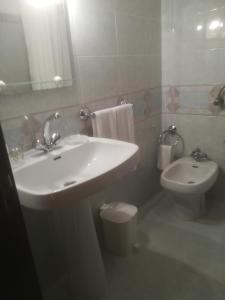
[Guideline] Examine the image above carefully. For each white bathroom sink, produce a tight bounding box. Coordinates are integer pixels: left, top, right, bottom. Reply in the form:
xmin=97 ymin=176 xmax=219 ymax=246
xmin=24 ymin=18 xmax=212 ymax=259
xmin=13 ymin=137 xmax=139 ymax=210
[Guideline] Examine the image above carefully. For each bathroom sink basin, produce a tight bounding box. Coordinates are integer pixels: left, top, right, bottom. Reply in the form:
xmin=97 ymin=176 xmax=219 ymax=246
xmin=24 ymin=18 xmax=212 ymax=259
xmin=13 ymin=137 xmax=139 ymax=210
xmin=161 ymin=157 xmax=218 ymax=195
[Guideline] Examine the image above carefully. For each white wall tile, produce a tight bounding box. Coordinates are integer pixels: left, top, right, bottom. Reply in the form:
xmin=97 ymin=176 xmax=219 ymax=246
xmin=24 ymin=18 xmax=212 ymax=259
xmin=118 ymin=56 xmax=152 ymax=94
xmin=67 ymin=0 xmax=114 ymax=14
xmin=114 ymin=0 xmax=160 ymax=19
xmin=162 ymin=0 xmax=225 ymax=87
xmin=79 ymin=56 xmax=119 ymax=101
xmin=69 ymin=10 xmax=117 ymax=56
xmin=117 ymin=14 xmax=152 ymax=55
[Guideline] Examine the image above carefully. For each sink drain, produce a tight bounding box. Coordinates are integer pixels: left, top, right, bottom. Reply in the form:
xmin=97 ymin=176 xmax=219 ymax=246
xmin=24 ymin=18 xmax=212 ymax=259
xmin=192 ymin=165 xmax=199 ymax=168
xmin=64 ymin=180 xmax=76 ymax=187
xmin=188 ymin=181 xmax=195 ymax=184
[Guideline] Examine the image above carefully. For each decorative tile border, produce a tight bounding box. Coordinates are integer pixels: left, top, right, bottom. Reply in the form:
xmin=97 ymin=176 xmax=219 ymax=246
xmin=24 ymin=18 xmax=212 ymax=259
xmin=162 ymin=84 xmax=225 ymax=116
xmin=166 ymin=86 xmax=180 ymax=113
xmin=1 ymin=87 xmax=161 ymax=150
xmin=4 ymin=81 xmax=225 ymax=151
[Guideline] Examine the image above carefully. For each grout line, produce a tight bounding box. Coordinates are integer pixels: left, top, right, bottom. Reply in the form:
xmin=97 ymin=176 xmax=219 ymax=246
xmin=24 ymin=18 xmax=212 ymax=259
xmin=161 ymin=112 xmax=225 ymax=118
xmin=77 ymin=54 xmax=161 ymax=58
xmin=76 ymin=56 xmax=84 ymax=103
xmin=115 ymin=11 xmax=160 ymax=22
xmin=114 ymin=11 xmax=122 ymax=94
xmin=114 ymin=12 xmax=119 ymax=57
xmin=161 ymin=83 xmax=225 ymax=88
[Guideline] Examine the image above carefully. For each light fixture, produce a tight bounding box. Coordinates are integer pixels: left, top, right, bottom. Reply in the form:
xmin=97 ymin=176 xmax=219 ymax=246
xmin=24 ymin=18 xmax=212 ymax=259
xmin=53 ymin=75 xmax=62 ymax=82
xmin=209 ymin=20 xmax=224 ymax=31
xmin=0 ymin=80 xmax=6 ymax=87
xmin=196 ymin=24 xmax=203 ymax=31
xmin=0 ymin=80 xmax=6 ymax=92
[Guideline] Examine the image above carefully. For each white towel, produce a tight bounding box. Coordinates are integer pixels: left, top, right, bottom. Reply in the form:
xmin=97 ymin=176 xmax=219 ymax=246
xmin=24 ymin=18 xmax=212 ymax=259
xmin=114 ymin=104 xmax=135 ymax=143
xmin=157 ymin=145 xmax=174 ymax=170
xmin=92 ymin=107 xmax=117 ymax=139
xmin=92 ymin=104 xmax=135 ymax=143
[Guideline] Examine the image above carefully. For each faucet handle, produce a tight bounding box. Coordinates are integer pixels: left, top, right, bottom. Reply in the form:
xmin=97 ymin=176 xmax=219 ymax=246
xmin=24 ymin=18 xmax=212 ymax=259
xmin=35 ymin=139 xmax=48 ymax=152
xmin=190 ymin=148 xmax=210 ymax=161
xmin=191 ymin=148 xmax=201 ymax=156
xmin=191 ymin=148 xmax=198 ymax=156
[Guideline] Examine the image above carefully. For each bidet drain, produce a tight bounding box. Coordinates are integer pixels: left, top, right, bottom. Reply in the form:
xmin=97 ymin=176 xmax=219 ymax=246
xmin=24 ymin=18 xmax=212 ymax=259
xmin=64 ymin=180 xmax=76 ymax=187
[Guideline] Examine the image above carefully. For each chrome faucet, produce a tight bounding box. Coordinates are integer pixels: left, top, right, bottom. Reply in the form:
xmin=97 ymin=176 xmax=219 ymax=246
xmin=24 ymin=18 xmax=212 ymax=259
xmin=214 ymin=85 xmax=225 ymax=108
xmin=190 ymin=148 xmax=209 ymax=162
xmin=36 ymin=112 xmax=61 ymax=152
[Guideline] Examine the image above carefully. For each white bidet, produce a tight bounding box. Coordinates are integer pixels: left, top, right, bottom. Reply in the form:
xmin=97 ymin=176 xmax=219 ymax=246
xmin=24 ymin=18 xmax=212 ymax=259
xmin=160 ymin=157 xmax=218 ymax=219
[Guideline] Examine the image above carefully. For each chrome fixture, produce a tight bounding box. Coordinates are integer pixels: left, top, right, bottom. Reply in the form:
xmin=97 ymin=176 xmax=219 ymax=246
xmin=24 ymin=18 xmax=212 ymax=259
xmin=214 ymin=85 xmax=225 ymax=108
xmin=79 ymin=105 xmax=95 ymax=121
xmin=159 ymin=124 xmax=185 ymax=156
xmin=79 ymin=97 xmax=130 ymax=121
xmin=36 ymin=112 xmax=61 ymax=152
xmin=167 ymin=124 xmax=177 ymax=135
xmin=159 ymin=124 xmax=181 ymax=145
xmin=117 ymin=97 xmax=128 ymax=105
xmin=190 ymin=148 xmax=210 ymax=162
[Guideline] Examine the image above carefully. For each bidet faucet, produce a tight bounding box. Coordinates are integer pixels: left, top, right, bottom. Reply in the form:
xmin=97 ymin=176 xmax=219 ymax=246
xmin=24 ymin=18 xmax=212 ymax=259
xmin=190 ymin=148 xmax=209 ymax=162
xmin=214 ymin=85 xmax=225 ymax=108
xmin=36 ymin=112 xmax=61 ymax=152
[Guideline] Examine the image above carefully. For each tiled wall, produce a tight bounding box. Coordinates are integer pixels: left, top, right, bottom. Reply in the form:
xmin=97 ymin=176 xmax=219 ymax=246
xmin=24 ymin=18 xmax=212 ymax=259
xmin=161 ymin=0 xmax=225 ymax=198
xmin=0 ymin=0 xmax=162 ymax=205
xmin=162 ymin=0 xmax=225 ymax=87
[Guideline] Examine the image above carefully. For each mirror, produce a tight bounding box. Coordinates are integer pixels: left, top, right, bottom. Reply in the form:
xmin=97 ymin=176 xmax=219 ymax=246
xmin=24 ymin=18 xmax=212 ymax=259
xmin=0 ymin=0 xmax=73 ymax=94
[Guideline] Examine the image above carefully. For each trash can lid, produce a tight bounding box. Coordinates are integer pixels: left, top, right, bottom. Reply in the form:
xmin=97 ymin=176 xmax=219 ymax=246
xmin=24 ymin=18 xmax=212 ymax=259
xmin=100 ymin=202 xmax=138 ymax=223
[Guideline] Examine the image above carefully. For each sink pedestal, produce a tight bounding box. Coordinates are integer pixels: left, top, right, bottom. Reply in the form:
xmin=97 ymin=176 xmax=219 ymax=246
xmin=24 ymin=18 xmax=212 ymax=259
xmin=62 ymin=200 xmax=106 ymax=300
xmin=13 ymin=137 xmax=139 ymax=298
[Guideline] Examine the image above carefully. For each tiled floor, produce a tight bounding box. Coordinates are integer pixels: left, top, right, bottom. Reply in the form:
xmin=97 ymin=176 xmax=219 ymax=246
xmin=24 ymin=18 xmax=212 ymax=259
xmin=103 ymin=192 xmax=225 ymax=300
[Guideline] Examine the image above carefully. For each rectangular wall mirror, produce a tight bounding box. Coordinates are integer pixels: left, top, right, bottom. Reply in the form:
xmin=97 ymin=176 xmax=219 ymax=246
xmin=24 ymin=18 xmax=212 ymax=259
xmin=0 ymin=0 xmax=74 ymax=94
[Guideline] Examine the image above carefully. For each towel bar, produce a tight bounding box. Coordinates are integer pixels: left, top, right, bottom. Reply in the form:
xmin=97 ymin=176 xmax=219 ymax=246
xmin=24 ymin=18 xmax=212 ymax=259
xmin=79 ymin=98 xmax=130 ymax=121
xmin=79 ymin=105 xmax=95 ymax=121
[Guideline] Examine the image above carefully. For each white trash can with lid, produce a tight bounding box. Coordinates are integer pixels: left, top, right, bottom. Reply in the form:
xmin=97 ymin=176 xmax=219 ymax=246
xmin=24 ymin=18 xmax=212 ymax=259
xmin=100 ymin=202 xmax=138 ymax=256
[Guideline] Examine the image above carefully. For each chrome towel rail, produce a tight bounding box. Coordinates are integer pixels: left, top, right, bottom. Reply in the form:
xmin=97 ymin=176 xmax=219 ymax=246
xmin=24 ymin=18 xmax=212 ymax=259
xmin=79 ymin=105 xmax=95 ymax=121
xmin=79 ymin=98 xmax=129 ymax=121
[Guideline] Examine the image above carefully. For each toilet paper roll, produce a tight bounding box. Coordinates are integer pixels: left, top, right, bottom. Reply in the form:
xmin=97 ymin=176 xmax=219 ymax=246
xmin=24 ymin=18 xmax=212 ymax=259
xmin=157 ymin=145 xmax=174 ymax=170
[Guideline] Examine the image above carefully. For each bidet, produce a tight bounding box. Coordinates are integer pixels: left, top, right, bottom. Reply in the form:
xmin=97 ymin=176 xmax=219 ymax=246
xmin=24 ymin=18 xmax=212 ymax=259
xmin=160 ymin=157 xmax=218 ymax=219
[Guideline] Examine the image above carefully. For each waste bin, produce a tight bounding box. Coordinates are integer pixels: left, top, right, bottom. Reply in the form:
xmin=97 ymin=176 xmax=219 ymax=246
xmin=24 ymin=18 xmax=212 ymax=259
xmin=100 ymin=202 xmax=138 ymax=256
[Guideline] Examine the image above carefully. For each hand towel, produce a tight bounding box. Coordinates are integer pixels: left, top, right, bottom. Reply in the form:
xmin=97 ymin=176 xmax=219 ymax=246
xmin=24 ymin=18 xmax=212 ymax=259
xmin=92 ymin=104 xmax=135 ymax=143
xmin=91 ymin=107 xmax=117 ymax=139
xmin=114 ymin=104 xmax=135 ymax=143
